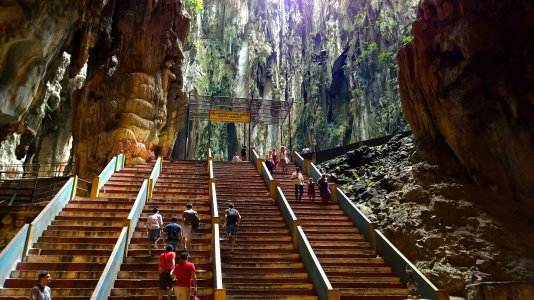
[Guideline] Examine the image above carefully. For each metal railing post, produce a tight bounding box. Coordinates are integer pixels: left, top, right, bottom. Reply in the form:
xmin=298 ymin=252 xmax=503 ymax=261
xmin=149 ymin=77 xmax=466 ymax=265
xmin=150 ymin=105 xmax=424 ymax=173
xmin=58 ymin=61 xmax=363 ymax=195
xmin=369 ymin=222 xmax=377 ymax=254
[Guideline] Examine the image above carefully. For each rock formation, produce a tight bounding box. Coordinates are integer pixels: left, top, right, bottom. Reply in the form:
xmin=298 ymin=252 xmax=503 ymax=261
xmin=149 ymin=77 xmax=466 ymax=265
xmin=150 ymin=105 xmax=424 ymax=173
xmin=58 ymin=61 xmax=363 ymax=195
xmin=320 ymin=134 xmax=534 ymax=297
xmin=397 ymin=0 xmax=534 ymax=208
xmin=0 ymin=0 xmax=108 ymax=164
xmin=72 ymin=0 xmax=190 ymax=178
xmin=0 ymin=0 xmax=190 ymax=179
xmin=182 ymin=0 xmax=418 ymax=159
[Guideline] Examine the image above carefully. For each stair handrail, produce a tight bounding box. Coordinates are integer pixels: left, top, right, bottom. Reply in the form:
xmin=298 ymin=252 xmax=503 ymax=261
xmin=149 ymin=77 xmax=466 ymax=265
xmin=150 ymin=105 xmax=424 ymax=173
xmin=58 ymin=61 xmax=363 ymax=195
xmin=275 ymin=187 xmax=300 ymax=246
xmin=126 ymin=179 xmax=149 ymax=253
xmin=24 ymin=177 xmax=77 ymax=256
xmin=148 ymin=157 xmax=163 ymax=199
xmin=0 ymin=224 xmax=29 ymax=287
xmin=310 ymin=161 xmax=449 ymax=300
xmin=259 ymin=163 xmax=339 ymax=299
xmin=251 ymin=148 xmax=259 ymax=166
xmin=293 ymin=151 xmax=305 ymax=170
xmin=90 ymin=227 xmax=128 ymax=300
xmin=296 ymin=226 xmax=340 ymax=300
xmin=91 ymin=178 xmax=149 ymax=299
xmin=374 ymin=229 xmax=449 ymax=300
xmin=259 ymin=162 xmax=278 ymax=198
xmin=90 ymin=153 xmax=125 ymax=198
xmin=208 ymin=148 xmax=225 ymax=299
xmin=212 ymin=223 xmax=226 ymax=299
xmin=0 ymin=176 xmax=80 ymax=283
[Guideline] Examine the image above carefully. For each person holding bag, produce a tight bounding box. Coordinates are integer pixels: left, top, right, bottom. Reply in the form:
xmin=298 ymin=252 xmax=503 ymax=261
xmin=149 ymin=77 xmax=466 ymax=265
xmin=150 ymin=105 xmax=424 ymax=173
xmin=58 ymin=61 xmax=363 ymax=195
xmin=158 ymin=245 xmax=176 ymax=300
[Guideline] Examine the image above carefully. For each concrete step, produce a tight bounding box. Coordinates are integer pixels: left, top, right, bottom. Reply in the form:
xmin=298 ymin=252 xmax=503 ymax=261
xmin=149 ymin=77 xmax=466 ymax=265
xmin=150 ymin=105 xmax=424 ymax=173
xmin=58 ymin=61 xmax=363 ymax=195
xmin=110 ymin=287 xmax=212 ymax=297
xmin=24 ymin=256 xmax=110 ymax=264
xmin=0 ymin=288 xmax=94 ymax=297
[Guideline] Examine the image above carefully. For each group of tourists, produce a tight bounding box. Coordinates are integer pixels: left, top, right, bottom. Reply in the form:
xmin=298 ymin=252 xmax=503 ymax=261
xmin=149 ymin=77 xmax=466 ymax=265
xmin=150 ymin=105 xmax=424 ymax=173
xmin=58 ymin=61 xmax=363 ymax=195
xmin=146 ymin=204 xmax=197 ymax=255
xmin=265 ymin=145 xmax=289 ymax=174
xmin=291 ymin=168 xmax=331 ymax=203
xmin=146 ymin=204 xmax=199 ymax=300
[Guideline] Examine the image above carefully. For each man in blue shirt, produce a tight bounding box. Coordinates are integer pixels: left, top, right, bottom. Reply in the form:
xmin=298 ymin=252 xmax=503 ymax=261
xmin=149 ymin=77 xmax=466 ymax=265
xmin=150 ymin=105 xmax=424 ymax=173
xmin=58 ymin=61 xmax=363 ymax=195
xmin=164 ymin=217 xmax=183 ymax=251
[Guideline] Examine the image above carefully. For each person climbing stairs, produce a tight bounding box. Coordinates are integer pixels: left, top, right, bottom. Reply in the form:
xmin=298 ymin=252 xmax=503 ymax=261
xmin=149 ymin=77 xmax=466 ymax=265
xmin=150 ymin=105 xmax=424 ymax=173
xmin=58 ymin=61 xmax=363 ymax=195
xmin=0 ymin=163 xmax=154 ymax=299
xmin=214 ymin=161 xmax=318 ymax=300
xmin=273 ymin=163 xmax=409 ymax=299
xmin=109 ymin=160 xmax=213 ymax=299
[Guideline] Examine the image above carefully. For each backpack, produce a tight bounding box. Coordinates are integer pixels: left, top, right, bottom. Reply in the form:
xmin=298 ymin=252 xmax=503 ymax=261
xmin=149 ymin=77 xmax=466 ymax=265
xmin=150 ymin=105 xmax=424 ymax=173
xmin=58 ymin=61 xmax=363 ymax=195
xmin=192 ymin=213 xmax=200 ymax=230
xmin=226 ymin=208 xmax=239 ymax=225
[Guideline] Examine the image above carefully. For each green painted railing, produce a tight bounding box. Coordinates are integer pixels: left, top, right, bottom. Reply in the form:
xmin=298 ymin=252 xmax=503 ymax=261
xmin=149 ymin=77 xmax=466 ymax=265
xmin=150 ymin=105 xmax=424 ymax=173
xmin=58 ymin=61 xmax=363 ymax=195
xmin=275 ymin=187 xmax=300 ymax=245
xmin=308 ymin=160 xmax=447 ymax=299
xmin=297 ymin=226 xmax=340 ymax=300
xmin=254 ymin=155 xmax=338 ymax=299
xmin=375 ymin=230 xmax=449 ymax=299
xmin=91 ymin=153 xmax=124 ymax=197
xmin=260 ymin=162 xmax=272 ymax=190
xmin=90 ymin=227 xmax=128 ymax=300
xmin=294 ymin=151 xmax=305 ymax=170
xmin=336 ymin=189 xmax=375 ymax=243
xmin=0 ymin=224 xmax=29 ymax=287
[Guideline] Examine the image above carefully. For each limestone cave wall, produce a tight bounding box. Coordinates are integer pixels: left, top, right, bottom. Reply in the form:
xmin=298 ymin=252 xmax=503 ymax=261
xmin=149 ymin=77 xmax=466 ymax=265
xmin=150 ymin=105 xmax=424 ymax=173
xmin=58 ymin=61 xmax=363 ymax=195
xmin=0 ymin=0 xmax=191 ymax=179
xmin=397 ymin=0 xmax=534 ymax=208
xmin=182 ymin=0 xmax=417 ymax=159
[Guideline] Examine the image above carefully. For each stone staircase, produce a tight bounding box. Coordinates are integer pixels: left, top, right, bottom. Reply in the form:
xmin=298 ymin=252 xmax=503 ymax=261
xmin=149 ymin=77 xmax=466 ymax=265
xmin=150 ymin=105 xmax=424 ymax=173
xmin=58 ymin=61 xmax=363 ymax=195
xmin=272 ymin=163 xmax=409 ymax=299
xmin=109 ymin=160 xmax=214 ymax=299
xmin=214 ymin=161 xmax=317 ymax=300
xmin=0 ymin=164 xmax=153 ymax=300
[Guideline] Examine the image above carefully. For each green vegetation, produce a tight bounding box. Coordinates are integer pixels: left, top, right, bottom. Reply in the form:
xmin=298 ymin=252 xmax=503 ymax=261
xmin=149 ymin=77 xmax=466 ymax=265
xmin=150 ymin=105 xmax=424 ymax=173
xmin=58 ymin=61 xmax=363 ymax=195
xmin=402 ymin=35 xmax=413 ymax=44
xmin=183 ymin=0 xmax=203 ymax=17
xmin=357 ymin=41 xmax=378 ymax=62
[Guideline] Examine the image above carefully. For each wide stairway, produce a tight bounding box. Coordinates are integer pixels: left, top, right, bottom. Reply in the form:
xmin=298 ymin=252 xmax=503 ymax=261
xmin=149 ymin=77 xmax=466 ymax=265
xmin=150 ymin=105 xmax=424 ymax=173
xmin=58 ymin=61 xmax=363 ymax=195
xmin=0 ymin=164 xmax=153 ymax=300
xmin=273 ymin=164 xmax=408 ymax=299
xmin=109 ymin=160 xmax=213 ymax=299
xmin=214 ymin=161 xmax=317 ymax=300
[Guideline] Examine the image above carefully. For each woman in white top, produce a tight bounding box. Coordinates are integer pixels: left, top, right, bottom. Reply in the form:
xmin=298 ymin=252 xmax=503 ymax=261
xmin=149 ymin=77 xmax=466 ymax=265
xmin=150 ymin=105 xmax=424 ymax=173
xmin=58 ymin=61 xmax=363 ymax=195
xmin=232 ymin=151 xmax=242 ymax=162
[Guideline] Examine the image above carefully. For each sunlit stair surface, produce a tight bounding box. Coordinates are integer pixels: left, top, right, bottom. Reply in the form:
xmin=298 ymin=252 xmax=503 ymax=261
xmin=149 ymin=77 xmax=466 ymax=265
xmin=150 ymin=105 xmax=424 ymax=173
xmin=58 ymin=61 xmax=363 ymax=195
xmin=98 ymin=163 xmax=155 ymax=198
xmin=0 ymin=164 xmax=154 ymax=300
xmin=214 ymin=161 xmax=318 ymax=300
xmin=272 ymin=163 xmax=409 ymax=299
xmin=109 ymin=160 xmax=214 ymax=300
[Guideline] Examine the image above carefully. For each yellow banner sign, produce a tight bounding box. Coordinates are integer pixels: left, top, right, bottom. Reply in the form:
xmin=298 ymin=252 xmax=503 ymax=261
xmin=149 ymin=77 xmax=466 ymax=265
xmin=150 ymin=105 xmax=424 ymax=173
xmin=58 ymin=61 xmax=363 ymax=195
xmin=209 ymin=110 xmax=251 ymax=123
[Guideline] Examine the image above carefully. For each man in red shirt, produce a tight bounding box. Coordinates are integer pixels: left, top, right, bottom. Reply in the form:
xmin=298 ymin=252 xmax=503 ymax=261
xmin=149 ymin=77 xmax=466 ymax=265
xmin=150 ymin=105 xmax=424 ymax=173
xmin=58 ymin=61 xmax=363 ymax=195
xmin=159 ymin=245 xmax=176 ymax=300
xmin=172 ymin=250 xmax=198 ymax=300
